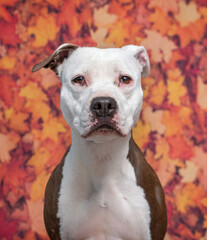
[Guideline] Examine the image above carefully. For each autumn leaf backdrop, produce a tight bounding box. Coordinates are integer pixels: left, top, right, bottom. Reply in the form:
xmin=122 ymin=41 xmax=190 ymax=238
xmin=0 ymin=0 xmax=206 ymax=239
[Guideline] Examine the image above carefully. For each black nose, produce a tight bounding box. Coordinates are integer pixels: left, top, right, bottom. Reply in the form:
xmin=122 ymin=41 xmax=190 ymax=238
xmin=91 ymin=97 xmax=117 ymax=118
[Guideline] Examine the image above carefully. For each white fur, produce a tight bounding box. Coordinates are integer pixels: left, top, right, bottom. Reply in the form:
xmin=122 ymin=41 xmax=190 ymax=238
xmin=56 ymin=46 xmax=151 ymax=239
xmin=58 ymin=132 xmax=151 ymax=240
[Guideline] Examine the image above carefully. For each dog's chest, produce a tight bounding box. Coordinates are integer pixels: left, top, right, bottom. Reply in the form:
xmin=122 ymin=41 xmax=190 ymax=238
xmin=57 ymin=153 xmax=151 ymax=240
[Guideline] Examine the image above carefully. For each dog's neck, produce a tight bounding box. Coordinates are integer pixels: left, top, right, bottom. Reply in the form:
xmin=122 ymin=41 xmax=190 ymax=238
xmin=69 ymin=129 xmax=131 ymax=188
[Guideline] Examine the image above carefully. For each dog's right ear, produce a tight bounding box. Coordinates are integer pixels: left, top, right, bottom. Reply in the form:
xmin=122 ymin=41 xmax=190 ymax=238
xmin=32 ymin=43 xmax=78 ymax=76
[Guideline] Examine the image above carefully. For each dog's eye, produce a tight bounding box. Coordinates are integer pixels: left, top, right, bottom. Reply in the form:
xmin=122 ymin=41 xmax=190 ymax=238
xmin=119 ymin=76 xmax=132 ymax=85
xmin=72 ymin=76 xmax=86 ymax=86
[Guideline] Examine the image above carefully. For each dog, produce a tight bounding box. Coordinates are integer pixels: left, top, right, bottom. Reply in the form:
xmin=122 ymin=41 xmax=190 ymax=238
xmin=32 ymin=43 xmax=167 ymax=240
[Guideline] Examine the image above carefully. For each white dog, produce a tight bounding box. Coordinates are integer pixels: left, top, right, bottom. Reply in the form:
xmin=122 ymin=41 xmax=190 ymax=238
xmin=32 ymin=44 xmax=167 ymax=240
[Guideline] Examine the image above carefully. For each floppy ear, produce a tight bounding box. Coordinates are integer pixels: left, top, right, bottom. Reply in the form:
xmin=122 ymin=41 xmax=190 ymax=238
xmin=122 ymin=45 xmax=150 ymax=78
xmin=32 ymin=43 xmax=79 ymax=75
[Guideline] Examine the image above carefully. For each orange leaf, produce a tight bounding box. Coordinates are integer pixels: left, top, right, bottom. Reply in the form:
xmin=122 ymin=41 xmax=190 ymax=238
xmin=28 ymin=15 xmax=59 ymax=47
xmin=30 ymin=171 xmax=49 ymax=202
xmin=106 ymin=18 xmax=142 ymax=47
xmin=167 ymin=76 xmax=187 ymax=106
xmin=132 ymin=120 xmax=151 ymax=149
xmin=149 ymin=79 xmax=167 ymax=105
xmin=167 ymin=134 xmax=194 ymax=160
xmin=148 ymin=8 xmax=172 ymax=34
xmin=28 ymin=147 xmax=50 ymax=174
xmin=8 ymin=110 xmax=30 ymax=133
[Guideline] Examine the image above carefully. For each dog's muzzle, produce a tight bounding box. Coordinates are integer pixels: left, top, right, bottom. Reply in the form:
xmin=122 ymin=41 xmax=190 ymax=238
xmin=83 ymin=96 xmax=124 ymax=137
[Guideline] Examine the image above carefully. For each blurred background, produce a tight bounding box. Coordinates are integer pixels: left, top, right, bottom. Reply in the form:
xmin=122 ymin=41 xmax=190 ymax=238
xmin=0 ymin=0 xmax=206 ymax=239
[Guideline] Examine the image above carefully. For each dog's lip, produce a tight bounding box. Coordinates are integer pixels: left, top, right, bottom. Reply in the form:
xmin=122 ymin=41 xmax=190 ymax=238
xmin=83 ymin=120 xmax=124 ymax=138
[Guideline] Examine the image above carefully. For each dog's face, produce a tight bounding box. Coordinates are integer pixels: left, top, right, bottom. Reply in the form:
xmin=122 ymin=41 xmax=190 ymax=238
xmin=33 ymin=44 xmax=150 ymax=143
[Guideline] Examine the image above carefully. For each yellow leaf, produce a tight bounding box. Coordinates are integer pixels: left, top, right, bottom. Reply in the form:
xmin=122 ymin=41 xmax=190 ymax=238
xmin=28 ymin=15 xmax=59 ymax=47
xmin=149 ymin=79 xmax=167 ymax=105
xmin=132 ymin=120 xmax=151 ymax=149
xmin=167 ymin=77 xmax=187 ymax=105
xmin=25 ymin=99 xmax=50 ymax=122
xmin=162 ymin=109 xmax=182 ymax=137
xmin=0 ymin=55 xmax=16 ymax=69
xmin=141 ymin=30 xmax=177 ymax=63
xmin=106 ymin=18 xmax=142 ymax=47
xmin=175 ymin=183 xmax=205 ymax=213
xmin=28 ymin=147 xmax=50 ymax=174
xmin=19 ymin=82 xmax=47 ymax=101
xmin=32 ymin=118 xmax=67 ymax=142
xmin=175 ymin=1 xmax=200 ymax=27
xmin=30 ymin=171 xmax=49 ymax=202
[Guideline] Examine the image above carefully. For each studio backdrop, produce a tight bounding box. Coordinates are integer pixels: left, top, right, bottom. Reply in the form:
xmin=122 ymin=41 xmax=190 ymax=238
xmin=0 ymin=0 xmax=206 ymax=239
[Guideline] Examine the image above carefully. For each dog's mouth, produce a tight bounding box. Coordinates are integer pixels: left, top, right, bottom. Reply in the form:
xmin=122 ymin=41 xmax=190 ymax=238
xmin=83 ymin=120 xmax=124 ymax=138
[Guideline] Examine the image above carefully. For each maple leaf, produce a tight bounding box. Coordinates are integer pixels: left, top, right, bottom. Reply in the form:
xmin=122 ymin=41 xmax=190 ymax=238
xmin=0 ymin=55 xmax=16 ymax=70
xmin=0 ymin=75 xmax=16 ymax=107
xmin=28 ymin=147 xmax=50 ymax=175
xmin=175 ymin=1 xmax=200 ymax=27
xmin=175 ymin=183 xmax=206 ymax=213
xmin=148 ymin=0 xmax=179 ymax=14
xmin=57 ymin=1 xmax=92 ymax=38
xmin=169 ymin=19 xmax=206 ymax=47
xmin=0 ymin=133 xmax=19 ymax=163
xmin=30 ymin=171 xmax=49 ymax=202
xmin=132 ymin=120 xmax=151 ymax=149
xmin=180 ymin=161 xmax=199 ymax=183
xmin=141 ymin=30 xmax=177 ymax=63
xmin=28 ymin=15 xmax=59 ymax=47
xmin=8 ymin=110 xmax=30 ymax=133
xmin=27 ymin=199 xmax=47 ymax=236
xmin=167 ymin=76 xmax=187 ymax=106
xmin=25 ymin=99 xmax=50 ymax=122
xmin=148 ymin=8 xmax=173 ymax=34
xmin=94 ymin=5 xmax=117 ymax=28
xmin=149 ymin=79 xmax=167 ymax=106
xmin=19 ymin=82 xmax=48 ymax=102
xmin=0 ymin=16 xmax=22 ymax=45
xmin=32 ymin=118 xmax=67 ymax=142
xmin=167 ymin=134 xmax=194 ymax=161
xmin=105 ymin=17 xmax=142 ymax=47
xmin=91 ymin=5 xmax=117 ymax=48
xmin=142 ymin=106 xmax=166 ymax=134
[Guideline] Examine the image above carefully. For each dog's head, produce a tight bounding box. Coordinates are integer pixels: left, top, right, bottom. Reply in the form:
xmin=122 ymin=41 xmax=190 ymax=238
xmin=33 ymin=44 xmax=150 ymax=143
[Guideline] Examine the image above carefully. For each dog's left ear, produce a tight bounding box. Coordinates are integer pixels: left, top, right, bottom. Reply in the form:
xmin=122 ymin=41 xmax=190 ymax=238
xmin=32 ymin=43 xmax=79 ymax=76
xmin=122 ymin=45 xmax=150 ymax=78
